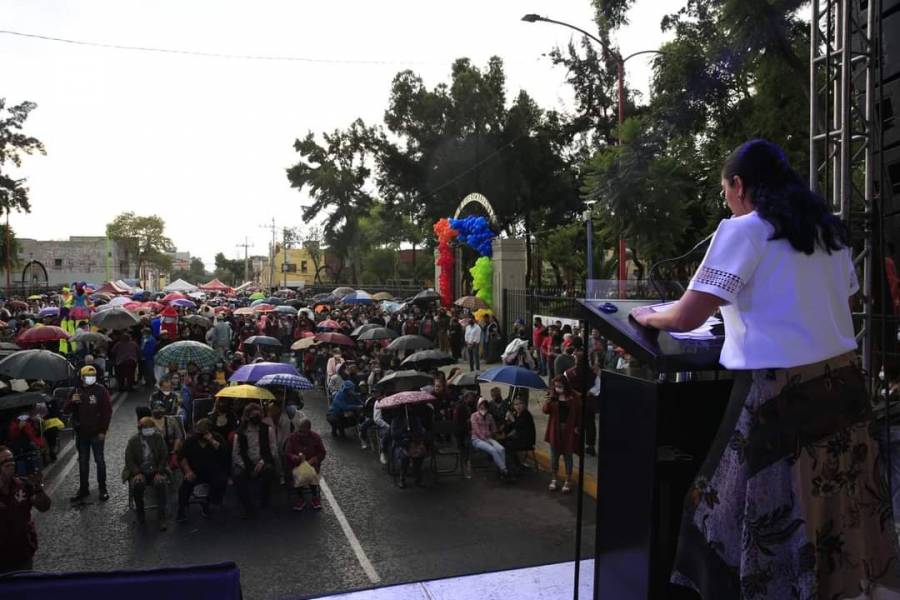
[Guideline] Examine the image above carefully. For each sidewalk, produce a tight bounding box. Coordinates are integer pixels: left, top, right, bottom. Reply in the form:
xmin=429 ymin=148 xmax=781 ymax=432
xmin=438 ymin=360 xmax=599 ymax=499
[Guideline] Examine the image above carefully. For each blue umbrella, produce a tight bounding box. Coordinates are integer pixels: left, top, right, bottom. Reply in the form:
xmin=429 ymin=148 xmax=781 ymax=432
xmin=256 ymin=373 xmax=314 ymax=390
xmin=229 ymin=361 xmax=300 ymax=383
xmin=250 ymin=299 xmax=266 ymax=307
xmin=38 ymin=306 xmax=60 ymax=318
xmin=342 ymin=291 xmax=373 ymax=305
xmin=170 ymin=298 xmax=196 ymax=309
xmin=477 ymin=365 xmax=547 ymax=390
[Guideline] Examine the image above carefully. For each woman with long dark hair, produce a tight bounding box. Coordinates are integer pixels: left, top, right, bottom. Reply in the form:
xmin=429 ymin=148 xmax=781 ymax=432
xmin=631 ymin=139 xmax=900 ymax=599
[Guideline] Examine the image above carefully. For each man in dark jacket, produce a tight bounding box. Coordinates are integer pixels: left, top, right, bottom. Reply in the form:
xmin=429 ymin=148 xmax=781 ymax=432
xmin=502 ymin=398 xmax=537 ymax=473
xmin=231 ymin=403 xmax=277 ymax=518
xmin=177 ymin=419 xmax=229 ymax=523
xmin=63 ymin=366 xmax=113 ymax=502
xmin=123 ymin=417 xmax=169 ymax=530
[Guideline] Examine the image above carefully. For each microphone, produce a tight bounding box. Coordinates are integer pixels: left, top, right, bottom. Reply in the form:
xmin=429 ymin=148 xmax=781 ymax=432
xmin=647 ymin=232 xmax=715 ymax=301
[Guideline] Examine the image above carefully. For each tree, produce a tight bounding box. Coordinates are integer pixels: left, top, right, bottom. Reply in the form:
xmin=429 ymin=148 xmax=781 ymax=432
xmin=0 ymin=223 xmax=20 ymax=276
xmin=299 ymin=227 xmax=327 ymax=284
xmin=188 ymin=257 xmax=207 ymax=281
xmin=213 ymin=252 xmax=244 ymax=286
xmin=105 ymin=212 xmax=175 ymax=278
xmin=0 ymin=98 xmax=45 ymax=217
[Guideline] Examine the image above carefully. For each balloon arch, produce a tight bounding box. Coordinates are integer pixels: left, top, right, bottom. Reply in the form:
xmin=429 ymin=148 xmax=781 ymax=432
xmin=433 ymin=193 xmax=498 ymax=309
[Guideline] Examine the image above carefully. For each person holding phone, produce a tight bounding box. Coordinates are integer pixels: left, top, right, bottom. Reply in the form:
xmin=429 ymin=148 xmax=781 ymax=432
xmin=63 ymin=365 xmax=112 ymax=503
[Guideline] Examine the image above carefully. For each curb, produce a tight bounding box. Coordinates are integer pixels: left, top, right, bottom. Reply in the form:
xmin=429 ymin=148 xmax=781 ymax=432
xmin=532 ymin=447 xmax=598 ymax=500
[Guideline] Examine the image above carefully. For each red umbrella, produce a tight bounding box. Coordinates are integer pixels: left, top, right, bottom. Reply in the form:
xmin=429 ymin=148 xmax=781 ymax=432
xmin=317 ymin=319 xmax=340 ymax=330
xmin=301 ymin=331 xmax=315 ymax=338
xmin=142 ymin=301 xmax=164 ymax=312
xmin=374 ymin=391 xmax=436 ymax=411
xmin=17 ymin=325 xmax=71 ymax=345
xmin=161 ymin=292 xmax=187 ymax=304
xmin=314 ymin=332 xmax=355 ymax=347
xmin=123 ymin=302 xmax=143 ymax=311
xmin=8 ymin=300 xmax=28 ymax=310
xmin=253 ymin=303 xmax=275 ymax=313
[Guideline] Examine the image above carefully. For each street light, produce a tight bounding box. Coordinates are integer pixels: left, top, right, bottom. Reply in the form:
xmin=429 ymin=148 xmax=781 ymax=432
xmin=522 ymin=13 xmax=664 ymax=297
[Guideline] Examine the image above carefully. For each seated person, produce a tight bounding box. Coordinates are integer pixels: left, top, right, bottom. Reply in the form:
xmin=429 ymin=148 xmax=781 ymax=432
xmin=390 ymin=411 xmax=429 ymax=489
xmin=150 ymin=377 xmax=181 ymax=416
xmin=326 ymin=380 xmax=363 ymax=438
xmin=283 ymin=419 xmax=326 ymax=512
xmin=486 ymin=386 xmax=510 ymax=434
xmin=149 ymin=398 xmax=185 ymax=461
xmin=6 ymin=409 xmax=45 ymax=476
xmin=502 ymin=398 xmax=536 ymax=471
xmin=122 ymin=417 xmax=169 ymax=530
xmin=209 ymin=398 xmax=238 ymax=441
xmin=231 ymin=403 xmax=277 ymax=518
xmin=176 ymin=419 xmax=229 ymax=523
xmin=470 ymin=398 xmax=512 ymax=482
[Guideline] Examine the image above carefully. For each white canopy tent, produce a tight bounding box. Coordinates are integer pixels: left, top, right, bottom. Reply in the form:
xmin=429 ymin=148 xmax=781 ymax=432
xmin=162 ymin=278 xmax=199 ymax=293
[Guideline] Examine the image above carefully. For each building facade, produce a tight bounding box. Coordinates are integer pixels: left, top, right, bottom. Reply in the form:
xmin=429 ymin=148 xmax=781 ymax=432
xmin=259 ymin=246 xmax=317 ymax=289
xmin=9 ymin=236 xmax=137 ymax=289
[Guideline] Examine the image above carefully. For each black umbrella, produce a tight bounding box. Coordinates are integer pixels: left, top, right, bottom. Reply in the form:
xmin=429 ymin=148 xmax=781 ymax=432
xmin=243 ymin=336 xmax=282 ymax=347
xmin=401 ymin=349 xmax=455 ymax=370
xmin=350 ymin=323 xmax=380 ymax=338
xmin=0 ymin=391 xmax=50 ymax=412
xmin=358 ymin=327 xmax=399 ymax=342
xmin=287 ymin=299 xmax=307 ymax=308
xmin=0 ymin=349 xmax=75 ymax=381
xmin=264 ymin=297 xmax=285 ymax=306
xmin=412 ymin=289 xmax=441 ymax=304
xmin=386 ymin=335 xmax=434 ymax=353
xmin=448 ymin=370 xmax=482 ymax=387
xmin=376 ymin=370 xmax=433 ymax=393
xmin=313 ymin=295 xmax=339 ymax=306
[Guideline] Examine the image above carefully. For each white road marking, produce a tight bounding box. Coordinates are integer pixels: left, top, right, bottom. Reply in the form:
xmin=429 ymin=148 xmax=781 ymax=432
xmin=319 ymin=476 xmax=381 ymax=584
xmin=45 ymin=391 xmax=125 ymax=497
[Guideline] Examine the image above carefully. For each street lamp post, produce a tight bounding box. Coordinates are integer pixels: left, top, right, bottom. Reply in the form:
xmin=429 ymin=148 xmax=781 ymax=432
xmin=522 ymin=14 xmax=664 ymax=297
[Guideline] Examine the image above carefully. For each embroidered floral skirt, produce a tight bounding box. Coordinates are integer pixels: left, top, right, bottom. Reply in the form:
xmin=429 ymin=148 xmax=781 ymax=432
xmin=672 ymin=352 xmax=900 ymax=599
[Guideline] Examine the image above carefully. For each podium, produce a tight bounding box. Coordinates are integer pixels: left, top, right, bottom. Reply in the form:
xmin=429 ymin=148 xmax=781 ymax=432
xmin=580 ymin=299 xmax=733 ymax=600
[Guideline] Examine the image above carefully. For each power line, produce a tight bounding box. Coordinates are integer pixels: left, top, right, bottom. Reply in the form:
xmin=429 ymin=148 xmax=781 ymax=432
xmin=0 ymin=28 xmax=437 ymax=65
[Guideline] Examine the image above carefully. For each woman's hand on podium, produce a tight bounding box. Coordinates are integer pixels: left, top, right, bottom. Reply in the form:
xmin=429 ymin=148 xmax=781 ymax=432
xmin=629 ymin=306 xmax=655 ymax=328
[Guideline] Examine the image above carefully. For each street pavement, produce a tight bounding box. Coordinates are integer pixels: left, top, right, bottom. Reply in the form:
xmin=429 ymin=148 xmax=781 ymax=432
xmin=33 ymin=382 xmax=597 ymax=600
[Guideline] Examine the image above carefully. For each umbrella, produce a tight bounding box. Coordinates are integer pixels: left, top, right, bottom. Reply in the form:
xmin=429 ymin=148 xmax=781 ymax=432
xmin=142 ymin=301 xmax=164 ymax=312
xmin=170 ymin=298 xmax=196 ymax=309
xmin=350 ymin=323 xmax=379 ymax=338
xmin=316 ymin=319 xmax=340 ymax=330
xmin=372 ymin=292 xmax=394 ymax=301
xmin=298 ymin=308 xmax=315 ymax=320
xmin=448 ymin=370 xmax=482 ymax=387
xmin=256 ymin=373 xmax=315 ymax=391
xmin=183 ymin=314 xmax=212 ymax=328
xmin=401 ymin=349 xmax=455 ymax=370
xmin=215 ymin=384 xmax=275 ymax=401
xmin=381 ymin=301 xmax=403 ymax=313
xmin=386 ymin=335 xmax=434 ymax=353
xmin=0 ymin=342 xmax=20 ymax=351
xmin=0 ymin=349 xmax=75 ymax=381
xmin=454 ymin=295 xmax=489 ymax=310
xmin=474 ymin=308 xmax=494 ymax=322
xmin=477 ymin=365 xmax=548 ymax=390
xmin=154 ymin=340 xmax=219 ymax=369
xmin=287 ymin=299 xmax=307 ymax=308
xmin=17 ymin=326 xmax=71 ymax=345
xmin=0 ymin=391 xmax=51 ymax=412
xmin=244 ymin=335 xmax=282 ymax=348
xmin=73 ymin=331 xmax=111 ymax=345
xmin=374 ymin=391 xmax=436 ymax=411
xmin=332 ymin=286 xmax=355 ymax=297
xmin=249 ymin=292 xmax=266 ymax=301
xmin=161 ymin=292 xmax=187 ymax=304
xmin=250 ymin=299 xmax=267 ymax=307
xmin=274 ymin=305 xmax=298 ymax=316
xmin=253 ymin=304 xmax=275 ymax=313
xmin=376 ymin=370 xmax=433 ymax=393
xmin=27 ymin=294 xmax=44 ymax=301
xmin=312 ymin=295 xmax=339 ymax=306
xmin=108 ymin=296 xmax=131 ymax=307
xmin=38 ymin=306 xmax=60 ymax=318
xmin=229 ymin=361 xmax=300 ymax=383
xmin=290 ymin=337 xmax=320 ymax=351
xmin=357 ymin=327 xmax=399 ymax=342
xmin=341 ymin=291 xmax=373 ymax=305
xmin=314 ymin=332 xmax=355 ymax=347
xmin=264 ymin=297 xmax=285 ymax=306
xmin=412 ymin=289 xmax=441 ymax=304
xmin=234 ymin=307 xmax=255 ymax=316
xmin=91 ymin=307 xmax=140 ymax=330
xmin=8 ymin=300 xmax=28 ymax=310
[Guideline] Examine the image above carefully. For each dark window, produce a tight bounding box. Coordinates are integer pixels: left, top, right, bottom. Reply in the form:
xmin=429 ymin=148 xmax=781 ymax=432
xmin=301 ymin=261 xmax=308 ymax=273
xmin=53 ymin=258 xmax=63 ymax=268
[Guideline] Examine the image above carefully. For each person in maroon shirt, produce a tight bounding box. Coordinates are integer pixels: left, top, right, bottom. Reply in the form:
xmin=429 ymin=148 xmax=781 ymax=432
xmin=283 ymin=419 xmax=326 ymax=512
xmin=0 ymin=446 xmax=51 ymax=574
xmin=63 ymin=365 xmax=113 ymax=502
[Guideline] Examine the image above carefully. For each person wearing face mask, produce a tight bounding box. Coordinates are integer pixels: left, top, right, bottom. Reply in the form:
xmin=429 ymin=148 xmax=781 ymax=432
xmin=231 ymin=403 xmax=277 ymax=518
xmin=284 ymin=419 xmax=326 ymax=511
xmin=176 ymin=419 xmax=229 ymax=523
xmin=122 ymin=416 xmax=169 ymax=530
xmin=469 ymin=397 xmax=512 ymax=482
xmin=209 ymin=397 xmax=238 ymax=441
xmin=0 ymin=445 xmax=50 ymax=574
xmin=542 ymin=375 xmax=582 ymax=494
xmin=150 ymin=377 xmax=180 ymax=416
xmin=63 ymin=366 xmax=112 ymax=503
xmin=150 ymin=399 xmax=185 ymax=457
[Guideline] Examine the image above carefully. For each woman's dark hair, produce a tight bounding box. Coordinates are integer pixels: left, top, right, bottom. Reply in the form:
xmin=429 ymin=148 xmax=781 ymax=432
xmin=722 ymin=139 xmax=848 ymax=254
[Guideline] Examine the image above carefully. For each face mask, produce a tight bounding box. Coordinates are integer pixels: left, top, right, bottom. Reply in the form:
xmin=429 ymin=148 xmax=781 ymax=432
xmin=478 ymin=408 xmax=487 ymax=416
xmin=84 ymin=376 xmax=97 ymax=386
xmin=249 ymin=414 xmax=262 ymax=425
xmin=554 ymin=387 xmax=565 ymax=394
xmin=141 ymin=428 xmax=156 ymax=437
xmin=285 ymin=405 xmax=297 ymax=419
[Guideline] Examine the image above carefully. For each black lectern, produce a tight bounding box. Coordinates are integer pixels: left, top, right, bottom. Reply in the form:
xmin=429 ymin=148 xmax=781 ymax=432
xmin=580 ymin=299 xmax=733 ymax=600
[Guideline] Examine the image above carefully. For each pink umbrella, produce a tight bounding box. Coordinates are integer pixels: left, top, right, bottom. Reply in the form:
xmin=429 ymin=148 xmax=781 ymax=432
xmin=374 ymin=391 xmax=435 ymax=411
xmin=317 ymin=319 xmax=340 ymax=330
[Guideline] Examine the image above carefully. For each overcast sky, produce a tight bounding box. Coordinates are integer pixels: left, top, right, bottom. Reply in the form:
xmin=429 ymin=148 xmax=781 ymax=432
xmin=1 ymin=0 xmax=675 ymax=271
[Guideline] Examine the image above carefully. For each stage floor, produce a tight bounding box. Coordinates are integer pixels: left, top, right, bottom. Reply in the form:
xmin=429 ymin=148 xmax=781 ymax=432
xmin=311 ymin=559 xmax=595 ymax=599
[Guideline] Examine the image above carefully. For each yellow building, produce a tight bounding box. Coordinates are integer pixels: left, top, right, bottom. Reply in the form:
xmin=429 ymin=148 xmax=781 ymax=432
xmin=259 ymin=246 xmax=317 ymax=289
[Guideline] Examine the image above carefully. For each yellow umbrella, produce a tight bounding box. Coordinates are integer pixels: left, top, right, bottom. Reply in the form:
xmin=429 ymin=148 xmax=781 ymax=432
xmin=290 ymin=337 xmax=320 ymax=351
xmin=473 ymin=308 xmax=494 ymax=321
xmin=372 ymin=292 xmax=393 ymax=301
xmin=27 ymin=295 xmax=43 ymax=301
xmin=215 ymin=384 xmax=274 ymax=401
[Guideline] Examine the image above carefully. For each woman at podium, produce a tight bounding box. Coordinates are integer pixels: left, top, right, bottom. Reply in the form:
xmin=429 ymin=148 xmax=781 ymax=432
xmin=631 ymin=139 xmax=900 ymax=599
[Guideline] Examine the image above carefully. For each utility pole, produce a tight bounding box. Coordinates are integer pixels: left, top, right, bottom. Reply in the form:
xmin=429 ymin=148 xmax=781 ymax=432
xmin=235 ymin=238 xmax=252 ymax=285
xmin=4 ymin=211 xmax=10 ymax=296
xmin=261 ymin=218 xmax=277 ymax=292
xmin=282 ymin=227 xmax=293 ymax=290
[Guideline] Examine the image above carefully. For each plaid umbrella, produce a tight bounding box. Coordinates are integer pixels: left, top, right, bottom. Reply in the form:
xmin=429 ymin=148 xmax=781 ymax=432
xmin=256 ymin=373 xmax=314 ymax=390
xmin=154 ymin=340 xmax=218 ymax=369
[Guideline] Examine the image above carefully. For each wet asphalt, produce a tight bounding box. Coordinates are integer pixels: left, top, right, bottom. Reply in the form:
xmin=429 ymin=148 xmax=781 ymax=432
xmin=30 ymin=385 xmax=596 ymax=600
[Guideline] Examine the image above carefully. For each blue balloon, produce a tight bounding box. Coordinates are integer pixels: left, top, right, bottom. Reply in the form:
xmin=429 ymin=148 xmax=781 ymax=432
xmin=449 ymin=215 xmax=495 ymax=257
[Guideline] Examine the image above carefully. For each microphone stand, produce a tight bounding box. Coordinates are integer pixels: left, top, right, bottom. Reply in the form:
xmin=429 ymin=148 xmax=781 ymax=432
xmin=647 ymin=232 xmax=715 ymax=301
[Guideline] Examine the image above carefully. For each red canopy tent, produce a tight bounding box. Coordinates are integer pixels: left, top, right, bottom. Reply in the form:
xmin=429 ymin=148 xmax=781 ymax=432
xmin=199 ymin=278 xmax=233 ymax=294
